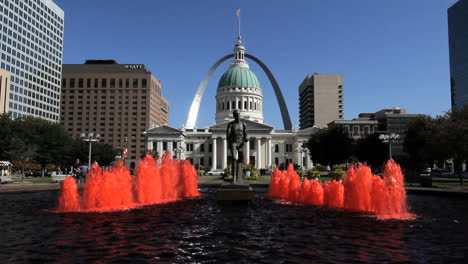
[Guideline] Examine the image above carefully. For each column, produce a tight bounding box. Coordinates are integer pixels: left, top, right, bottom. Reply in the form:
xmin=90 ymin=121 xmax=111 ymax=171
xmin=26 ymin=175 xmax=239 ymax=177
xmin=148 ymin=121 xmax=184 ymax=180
xmin=245 ymin=139 xmax=250 ymax=164
xmin=157 ymin=141 xmax=162 ymax=155
xmin=267 ymin=138 xmax=272 ymax=169
xmin=222 ymin=138 xmax=227 ymax=169
xmin=256 ymin=138 xmax=262 ymax=169
xmin=147 ymin=140 xmax=153 ymax=150
xmin=168 ymin=140 xmax=173 ymax=156
xmin=212 ymin=138 xmax=217 ymax=170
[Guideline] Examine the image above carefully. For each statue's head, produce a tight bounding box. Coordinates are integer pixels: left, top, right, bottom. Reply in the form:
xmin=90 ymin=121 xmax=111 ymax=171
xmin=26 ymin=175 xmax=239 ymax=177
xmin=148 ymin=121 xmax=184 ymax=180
xmin=233 ymin=110 xmax=240 ymax=121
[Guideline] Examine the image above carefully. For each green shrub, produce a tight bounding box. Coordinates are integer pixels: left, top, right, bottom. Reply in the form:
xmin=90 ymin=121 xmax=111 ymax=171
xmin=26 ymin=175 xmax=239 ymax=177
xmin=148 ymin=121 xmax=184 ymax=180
xmin=224 ymin=165 xmax=232 ymax=179
xmin=242 ymin=164 xmax=259 ymax=180
xmin=197 ymin=169 xmax=205 ymax=176
xmin=329 ymin=167 xmax=345 ymax=181
xmin=306 ymin=170 xmax=321 ymax=179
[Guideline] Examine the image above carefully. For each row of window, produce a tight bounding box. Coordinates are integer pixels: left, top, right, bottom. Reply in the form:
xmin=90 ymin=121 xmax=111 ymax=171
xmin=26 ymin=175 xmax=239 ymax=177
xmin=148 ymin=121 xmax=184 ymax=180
xmin=0 ymin=11 xmax=62 ymax=71
xmin=217 ymin=99 xmax=260 ymax=111
xmin=62 ymin=78 xmax=148 ymax=89
xmin=1 ymin=0 xmax=63 ymax=48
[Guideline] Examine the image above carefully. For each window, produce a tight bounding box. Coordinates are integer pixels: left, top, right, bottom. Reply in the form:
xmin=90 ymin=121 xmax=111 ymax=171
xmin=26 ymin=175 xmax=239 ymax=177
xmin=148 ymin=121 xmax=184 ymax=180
xmin=187 ymin=143 xmax=194 ymax=151
xmin=94 ymin=78 xmax=98 ymax=88
xmin=250 ymin=139 xmax=255 ymax=150
xmin=209 ymin=144 xmax=212 ymax=152
xmin=102 ymin=79 xmax=107 ymax=88
xmin=238 ymin=101 xmax=241 ymax=109
xmin=200 ymin=144 xmax=205 ymax=152
xmin=78 ymin=78 xmax=83 ymax=88
xmin=119 ymin=79 xmax=122 ymax=88
xmin=231 ymin=101 xmax=235 ymax=110
xmin=162 ymin=142 xmax=167 ymax=151
xmin=133 ymin=79 xmax=138 ymax=88
xmin=274 ymin=144 xmax=279 ymax=153
xmin=244 ymin=101 xmax=247 ymax=110
xmin=110 ymin=79 xmax=115 ymax=88
xmin=62 ymin=78 xmax=66 ymax=88
xmin=286 ymin=144 xmax=292 ymax=152
xmin=142 ymin=79 xmax=147 ymax=88
xmin=70 ymin=78 xmax=75 ymax=88
xmin=125 ymin=79 xmax=129 ymax=88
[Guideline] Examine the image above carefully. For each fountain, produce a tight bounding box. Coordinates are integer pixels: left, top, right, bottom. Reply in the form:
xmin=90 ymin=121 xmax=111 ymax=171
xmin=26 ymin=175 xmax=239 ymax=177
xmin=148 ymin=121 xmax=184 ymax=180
xmin=56 ymin=151 xmax=200 ymax=212
xmin=267 ymin=159 xmax=415 ymax=219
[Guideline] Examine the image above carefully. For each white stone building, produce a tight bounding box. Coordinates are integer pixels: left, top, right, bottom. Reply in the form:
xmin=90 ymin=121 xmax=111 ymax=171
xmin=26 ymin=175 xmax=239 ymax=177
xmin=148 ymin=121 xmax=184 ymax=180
xmin=145 ymin=36 xmax=317 ymax=171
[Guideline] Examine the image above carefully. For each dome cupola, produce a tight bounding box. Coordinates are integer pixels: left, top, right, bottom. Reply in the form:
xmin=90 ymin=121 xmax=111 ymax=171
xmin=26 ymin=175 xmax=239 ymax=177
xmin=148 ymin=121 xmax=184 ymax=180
xmin=215 ymin=36 xmax=264 ymax=124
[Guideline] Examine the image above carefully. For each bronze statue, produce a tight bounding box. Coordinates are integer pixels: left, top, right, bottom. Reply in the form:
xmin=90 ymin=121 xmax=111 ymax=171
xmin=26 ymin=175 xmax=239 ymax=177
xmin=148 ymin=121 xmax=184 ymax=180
xmin=226 ymin=110 xmax=248 ymax=183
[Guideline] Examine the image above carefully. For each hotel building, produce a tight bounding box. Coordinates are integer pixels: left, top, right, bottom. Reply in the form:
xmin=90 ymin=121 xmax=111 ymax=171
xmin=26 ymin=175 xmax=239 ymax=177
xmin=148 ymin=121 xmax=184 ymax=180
xmin=61 ymin=60 xmax=169 ymax=169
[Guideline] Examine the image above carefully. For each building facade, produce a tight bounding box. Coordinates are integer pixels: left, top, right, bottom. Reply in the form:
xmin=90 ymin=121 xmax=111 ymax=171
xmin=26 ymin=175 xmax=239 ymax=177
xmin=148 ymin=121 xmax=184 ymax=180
xmin=61 ymin=60 xmax=169 ymax=168
xmin=330 ymin=107 xmax=424 ymax=156
xmin=448 ymin=0 xmax=468 ymax=109
xmin=146 ymin=36 xmax=316 ymax=171
xmin=299 ymin=73 xmax=344 ymax=129
xmin=328 ymin=118 xmax=379 ymax=140
xmin=0 ymin=0 xmax=64 ymax=121
xmin=0 ymin=68 xmax=10 ymax=114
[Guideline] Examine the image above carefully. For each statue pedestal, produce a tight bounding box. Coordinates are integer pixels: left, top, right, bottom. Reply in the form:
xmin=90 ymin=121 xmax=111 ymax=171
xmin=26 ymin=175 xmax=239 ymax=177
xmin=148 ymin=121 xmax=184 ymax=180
xmin=215 ymin=183 xmax=255 ymax=202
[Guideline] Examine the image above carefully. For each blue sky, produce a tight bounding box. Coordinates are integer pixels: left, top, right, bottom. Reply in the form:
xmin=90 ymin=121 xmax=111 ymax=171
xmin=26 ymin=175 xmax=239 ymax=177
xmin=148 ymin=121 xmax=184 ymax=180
xmin=54 ymin=0 xmax=458 ymax=129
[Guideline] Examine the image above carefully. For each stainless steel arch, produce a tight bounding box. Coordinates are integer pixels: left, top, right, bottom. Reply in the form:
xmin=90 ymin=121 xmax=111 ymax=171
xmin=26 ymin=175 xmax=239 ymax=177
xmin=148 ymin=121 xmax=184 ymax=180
xmin=244 ymin=54 xmax=292 ymax=130
xmin=185 ymin=53 xmax=292 ymax=130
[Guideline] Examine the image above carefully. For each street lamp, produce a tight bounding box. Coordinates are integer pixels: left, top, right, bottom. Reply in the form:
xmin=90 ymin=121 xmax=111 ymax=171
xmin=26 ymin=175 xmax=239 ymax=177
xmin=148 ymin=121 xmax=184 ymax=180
xmin=379 ymin=133 xmax=400 ymax=159
xmin=80 ymin=132 xmax=100 ymax=169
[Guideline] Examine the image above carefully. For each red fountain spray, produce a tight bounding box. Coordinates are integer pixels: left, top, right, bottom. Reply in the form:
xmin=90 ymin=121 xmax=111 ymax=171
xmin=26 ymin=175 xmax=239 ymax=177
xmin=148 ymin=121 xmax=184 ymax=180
xmin=56 ymin=152 xmax=200 ymax=213
xmin=267 ymin=160 xmax=414 ymax=219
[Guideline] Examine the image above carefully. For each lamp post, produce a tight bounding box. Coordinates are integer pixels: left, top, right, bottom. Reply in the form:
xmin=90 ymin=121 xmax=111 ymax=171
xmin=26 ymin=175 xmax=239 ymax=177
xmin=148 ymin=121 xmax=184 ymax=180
xmin=80 ymin=132 xmax=100 ymax=169
xmin=379 ymin=133 xmax=400 ymax=159
xmin=297 ymin=146 xmax=306 ymax=178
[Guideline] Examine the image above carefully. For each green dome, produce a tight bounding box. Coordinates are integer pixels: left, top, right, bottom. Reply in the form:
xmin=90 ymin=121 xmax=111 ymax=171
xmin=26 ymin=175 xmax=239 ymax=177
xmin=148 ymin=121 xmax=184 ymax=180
xmin=217 ymin=66 xmax=261 ymax=89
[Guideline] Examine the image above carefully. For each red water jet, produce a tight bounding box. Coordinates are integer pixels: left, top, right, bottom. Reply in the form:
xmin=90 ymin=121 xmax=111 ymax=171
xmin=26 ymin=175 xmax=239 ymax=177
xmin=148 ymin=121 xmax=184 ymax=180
xmin=56 ymin=152 xmax=200 ymax=213
xmin=267 ymin=160 xmax=414 ymax=219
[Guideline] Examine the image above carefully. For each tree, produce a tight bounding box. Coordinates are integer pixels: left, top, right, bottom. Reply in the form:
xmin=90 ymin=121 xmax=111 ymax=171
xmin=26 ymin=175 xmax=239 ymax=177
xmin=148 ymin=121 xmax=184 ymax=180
xmin=403 ymin=106 xmax=468 ymax=184
xmin=7 ymin=136 xmax=38 ymax=181
xmin=0 ymin=113 xmax=13 ymax=160
xmin=443 ymin=106 xmax=468 ymax=184
xmin=306 ymin=127 xmax=354 ymax=166
xmin=355 ymin=133 xmax=388 ymax=171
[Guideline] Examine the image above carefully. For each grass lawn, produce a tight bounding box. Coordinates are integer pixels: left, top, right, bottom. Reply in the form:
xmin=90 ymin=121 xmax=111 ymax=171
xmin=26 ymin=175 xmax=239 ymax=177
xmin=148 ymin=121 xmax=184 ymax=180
xmin=13 ymin=177 xmax=55 ymax=184
xmin=406 ymin=177 xmax=468 ymax=190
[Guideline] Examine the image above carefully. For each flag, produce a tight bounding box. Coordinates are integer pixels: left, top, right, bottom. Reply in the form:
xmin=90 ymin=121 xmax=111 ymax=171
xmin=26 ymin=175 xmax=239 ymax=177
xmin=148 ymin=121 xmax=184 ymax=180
xmin=236 ymin=8 xmax=240 ymax=17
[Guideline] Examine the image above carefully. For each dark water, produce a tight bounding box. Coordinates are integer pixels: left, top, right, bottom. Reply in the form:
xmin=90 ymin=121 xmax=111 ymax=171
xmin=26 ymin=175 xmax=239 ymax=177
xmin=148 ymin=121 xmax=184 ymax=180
xmin=0 ymin=189 xmax=467 ymax=263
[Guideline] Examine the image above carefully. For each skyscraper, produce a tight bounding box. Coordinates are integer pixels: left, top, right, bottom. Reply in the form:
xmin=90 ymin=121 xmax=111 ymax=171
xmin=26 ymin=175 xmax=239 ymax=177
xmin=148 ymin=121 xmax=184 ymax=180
xmin=299 ymin=73 xmax=344 ymax=129
xmin=448 ymin=0 xmax=468 ymax=109
xmin=61 ymin=60 xmax=169 ymax=169
xmin=0 ymin=0 xmax=64 ymax=121
xmin=0 ymin=68 xmax=10 ymax=114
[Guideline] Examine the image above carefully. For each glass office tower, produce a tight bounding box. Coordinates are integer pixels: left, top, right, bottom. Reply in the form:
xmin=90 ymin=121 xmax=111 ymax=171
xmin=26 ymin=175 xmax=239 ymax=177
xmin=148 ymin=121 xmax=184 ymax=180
xmin=0 ymin=0 xmax=64 ymax=121
xmin=448 ymin=0 xmax=468 ymax=109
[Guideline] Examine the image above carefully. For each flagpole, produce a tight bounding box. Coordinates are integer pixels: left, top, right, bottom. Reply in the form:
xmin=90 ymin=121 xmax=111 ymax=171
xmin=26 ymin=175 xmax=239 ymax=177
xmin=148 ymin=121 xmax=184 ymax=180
xmin=238 ymin=11 xmax=241 ymax=36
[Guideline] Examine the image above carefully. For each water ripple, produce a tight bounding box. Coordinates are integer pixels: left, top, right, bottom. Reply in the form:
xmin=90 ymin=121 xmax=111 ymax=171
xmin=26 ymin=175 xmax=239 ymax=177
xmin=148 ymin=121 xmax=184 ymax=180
xmin=0 ymin=190 xmax=467 ymax=263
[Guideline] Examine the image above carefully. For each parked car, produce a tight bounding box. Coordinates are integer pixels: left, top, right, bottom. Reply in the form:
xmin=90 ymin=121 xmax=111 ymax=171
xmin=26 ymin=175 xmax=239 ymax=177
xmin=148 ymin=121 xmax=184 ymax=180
xmin=206 ymin=170 xmax=224 ymax=176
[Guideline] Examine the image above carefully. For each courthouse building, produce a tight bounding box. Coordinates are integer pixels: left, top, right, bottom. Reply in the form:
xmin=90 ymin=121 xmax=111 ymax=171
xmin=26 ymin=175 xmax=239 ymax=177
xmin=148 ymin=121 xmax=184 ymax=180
xmin=145 ymin=36 xmax=316 ymax=171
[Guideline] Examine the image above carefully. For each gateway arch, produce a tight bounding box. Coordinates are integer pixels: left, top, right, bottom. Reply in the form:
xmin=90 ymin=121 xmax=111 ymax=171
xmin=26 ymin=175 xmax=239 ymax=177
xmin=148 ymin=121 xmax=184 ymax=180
xmin=185 ymin=53 xmax=292 ymax=130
